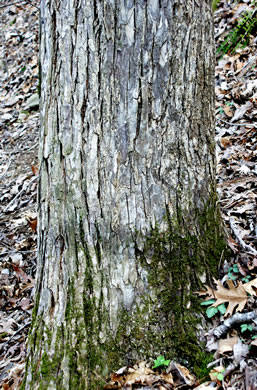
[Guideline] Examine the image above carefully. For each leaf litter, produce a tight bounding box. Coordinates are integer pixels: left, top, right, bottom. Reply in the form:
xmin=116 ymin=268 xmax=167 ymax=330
xmin=0 ymin=1 xmax=38 ymax=388
xmin=0 ymin=0 xmax=257 ymax=389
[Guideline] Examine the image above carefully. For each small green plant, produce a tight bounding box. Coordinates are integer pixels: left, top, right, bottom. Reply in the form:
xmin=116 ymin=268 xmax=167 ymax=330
xmin=152 ymin=355 xmax=170 ymax=369
xmin=212 ymin=371 xmax=225 ymax=381
xmin=201 ymin=299 xmax=227 ymax=318
xmin=218 ymin=106 xmax=224 ymax=115
xmin=227 ymin=264 xmax=239 ymax=281
xmin=211 ymin=367 xmax=226 ymax=383
xmin=217 ymin=2 xmax=257 ymax=57
xmin=241 ymin=323 xmax=253 ymax=333
xmin=227 ymin=264 xmax=251 ymax=283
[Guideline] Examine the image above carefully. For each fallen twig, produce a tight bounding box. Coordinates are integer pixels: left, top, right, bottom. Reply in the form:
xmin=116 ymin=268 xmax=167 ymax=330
xmin=213 ymin=311 xmax=257 ymax=339
xmin=217 ymin=118 xmax=257 ymax=128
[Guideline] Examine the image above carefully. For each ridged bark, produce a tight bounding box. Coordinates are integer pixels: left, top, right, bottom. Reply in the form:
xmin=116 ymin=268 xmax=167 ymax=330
xmin=23 ymin=1 xmax=226 ymax=389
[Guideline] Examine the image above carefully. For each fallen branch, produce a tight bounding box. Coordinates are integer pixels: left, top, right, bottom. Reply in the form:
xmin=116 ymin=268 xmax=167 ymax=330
xmin=213 ymin=311 xmax=257 ymax=339
xmin=217 ymin=118 xmax=257 ymax=128
xmin=223 ymin=362 xmax=238 ymax=379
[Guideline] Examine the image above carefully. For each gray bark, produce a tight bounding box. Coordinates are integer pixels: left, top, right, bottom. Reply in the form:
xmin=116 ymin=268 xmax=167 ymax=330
xmin=23 ymin=1 xmax=224 ymax=389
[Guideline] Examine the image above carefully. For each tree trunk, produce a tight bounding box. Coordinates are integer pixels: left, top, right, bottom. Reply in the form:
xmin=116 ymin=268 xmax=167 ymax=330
xmin=23 ymin=1 xmax=226 ymax=388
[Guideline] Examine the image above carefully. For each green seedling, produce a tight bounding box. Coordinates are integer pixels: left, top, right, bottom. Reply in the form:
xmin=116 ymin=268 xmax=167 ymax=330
xmin=152 ymin=355 xmax=170 ymax=369
xmin=211 ymin=368 xmax=225 ymax=382
xmin=241 ymin=324 xmax=253 ymax=333
xmin=201 ymin=300 xmax=226 ymax=318
xmin=227 ymin=264 xmax=239 ymax=281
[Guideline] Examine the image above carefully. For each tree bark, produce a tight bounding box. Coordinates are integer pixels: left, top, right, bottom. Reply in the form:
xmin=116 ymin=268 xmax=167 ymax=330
xmin=23 ymin=1 xmax=226 ymax=389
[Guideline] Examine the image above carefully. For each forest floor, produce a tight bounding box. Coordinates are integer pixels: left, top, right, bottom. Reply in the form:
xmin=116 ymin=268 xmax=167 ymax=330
xmin=0 ymin=1 xmax=256 ymax=389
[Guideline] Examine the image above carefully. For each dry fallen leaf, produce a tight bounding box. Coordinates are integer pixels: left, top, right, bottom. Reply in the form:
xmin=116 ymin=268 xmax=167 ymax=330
xmin=27 ymin=217 xmax=37 ymax=232
xmin=212 ymin=279 xmax=248 ymax=317
xmin=242 ymin=277 xmax=257 ymax=296
xmin=31 ymin=164 xmax=39 ymax=176
xmin=198 ymin=279 xmax=248 ymax=317
xmin=223 ymin=105 xmax=233 ymax=117
xmin=11 ymin=264 xmax=32 ymax=283
xmin=218 ymin=336 xmax=238 ymax=354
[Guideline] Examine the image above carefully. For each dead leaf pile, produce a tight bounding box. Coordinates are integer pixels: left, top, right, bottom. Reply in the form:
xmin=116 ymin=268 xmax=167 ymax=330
xmin=0 ymin=1 xmax=39 ymax=387
xmin=215 ymin=0 xmax=257 ymax=272
xmin=197 ymin=2 xmax=257 ymax=389
xmin=104 ymin=361 xmax=197 ymax=390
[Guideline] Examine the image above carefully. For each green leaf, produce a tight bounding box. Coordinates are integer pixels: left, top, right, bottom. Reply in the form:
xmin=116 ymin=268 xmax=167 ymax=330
xmin=241 ymin=324 xmax=248 ymax=333
xmin=217 ymin=373 xmax=224 ymax=381
xmin=251 ymin=335 xmax=257 ymax=340
xmin=201 ymin=299 xmax=216 ymax=306
xmin=241 ymin=324 xmax=253 ymax=333
xmin=206 ymin=306 xmax=218 ymax=318
xmin=217 ymin=303 xmax=227 ymax=315
xmin=153 ymin=355 xmax=170 ymax=369
xmin=232 ymin=264 xmax=239 ymax=273
xmin=228 ymin=272 xmax=237 ymax=280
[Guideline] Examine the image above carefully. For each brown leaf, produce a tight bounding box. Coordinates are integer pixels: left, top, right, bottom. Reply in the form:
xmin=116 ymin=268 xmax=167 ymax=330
xmin=31 ymin=165 xmax=39 ymax=176
xmin=198 ymin=279 xmax=248 ymax=317
xmin=242 ymin=277 xmax=257 ymax=296
xmin=218 ymin=336 xmax=238 ymax=354
xmin=11 ymin=264 xmax=32 ymax=283
xmin=223 ymin=105 xmax=233 ymax=117
xmin=220 ymin=137 xmax=232 ymax=149
xmin=212 ymin=280 xmax=248 ymax=317
xmin=27 ymin=217 xmax=37 ymax=232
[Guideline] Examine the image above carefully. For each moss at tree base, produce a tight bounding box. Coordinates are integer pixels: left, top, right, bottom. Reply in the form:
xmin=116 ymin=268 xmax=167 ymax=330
xmin=22 ymin=198 xmax=229 ymax=389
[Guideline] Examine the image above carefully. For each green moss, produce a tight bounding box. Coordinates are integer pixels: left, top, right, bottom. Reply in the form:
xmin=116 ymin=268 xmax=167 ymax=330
xmin=193 ymin=351 xmax=214 ymax=379
xmin=22 ymin=194 xmax=228 ymax=388
xmin=0 ymin=332 xmax=8 ymax=340
xmin=133 ymin=197 xmax=228 ymax=374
